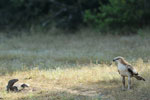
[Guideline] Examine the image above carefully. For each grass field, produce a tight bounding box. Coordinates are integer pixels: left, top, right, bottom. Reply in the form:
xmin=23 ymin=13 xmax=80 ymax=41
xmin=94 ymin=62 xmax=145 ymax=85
xmin=0 ymin=29 xmax=150 ymax=100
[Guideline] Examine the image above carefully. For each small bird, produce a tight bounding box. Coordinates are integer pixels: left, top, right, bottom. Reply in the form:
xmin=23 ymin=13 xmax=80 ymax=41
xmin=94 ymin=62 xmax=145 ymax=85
xmin=113 ymin=56 xmax=145 ymax=90
xmin=6 ymin=79 xmax=29 ymax=92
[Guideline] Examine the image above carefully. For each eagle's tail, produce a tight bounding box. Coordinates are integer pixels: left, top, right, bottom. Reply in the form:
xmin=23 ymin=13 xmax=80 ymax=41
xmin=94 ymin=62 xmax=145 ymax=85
xmin=134 ymin=75 xmax=145 ymax=81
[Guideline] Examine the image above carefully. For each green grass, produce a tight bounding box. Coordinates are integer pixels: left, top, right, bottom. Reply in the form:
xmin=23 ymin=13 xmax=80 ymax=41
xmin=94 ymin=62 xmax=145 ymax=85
xmin=0 ymin=30 xmax=150 ymax=73
xmin=0 ymin=29 xmax=150 ymax=100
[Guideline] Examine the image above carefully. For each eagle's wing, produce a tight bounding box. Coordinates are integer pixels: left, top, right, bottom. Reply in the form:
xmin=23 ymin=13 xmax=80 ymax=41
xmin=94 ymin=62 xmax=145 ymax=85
xmin=127 ymin=65 xmax=138 ymax=76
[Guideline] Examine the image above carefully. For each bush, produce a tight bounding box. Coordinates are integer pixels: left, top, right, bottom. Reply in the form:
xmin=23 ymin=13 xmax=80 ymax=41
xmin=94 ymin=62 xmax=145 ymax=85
xmin=84 ymin=0 xmax=148 ymax=33
xmin=0 ymin=0 xmax=101 ymax=30
xmin=0 ymin=0 xmax=150 ymax=33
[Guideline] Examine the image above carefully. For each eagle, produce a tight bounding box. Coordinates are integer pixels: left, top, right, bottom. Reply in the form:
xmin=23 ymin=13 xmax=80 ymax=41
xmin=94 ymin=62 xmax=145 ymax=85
xmin=113 ymin=56 xmax=145 ymax=90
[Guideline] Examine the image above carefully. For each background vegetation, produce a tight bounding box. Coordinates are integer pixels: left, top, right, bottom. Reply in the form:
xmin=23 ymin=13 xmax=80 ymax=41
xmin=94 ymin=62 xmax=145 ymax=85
xmin=0 ymin=29 xmax=150 ymax=74
xmin=0 ymin=30 xmax=150 ymax=100
xmin=0 ymin=0 xmax=150 ymax=33
xmin=0 ymin=0 xmax=150 ymax=100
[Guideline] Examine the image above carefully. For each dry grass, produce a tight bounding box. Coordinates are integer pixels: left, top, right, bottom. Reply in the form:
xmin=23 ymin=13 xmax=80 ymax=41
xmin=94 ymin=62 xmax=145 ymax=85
xmin=0 ymin=29 xmax=150 ymax=100
xmin=1 ymin=60 xmax=150 ymax=100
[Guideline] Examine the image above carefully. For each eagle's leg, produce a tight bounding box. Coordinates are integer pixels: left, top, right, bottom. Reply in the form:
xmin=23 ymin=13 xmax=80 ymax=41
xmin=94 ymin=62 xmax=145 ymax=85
xmin=122 ymin=76 xmax=125 ymax=90
xmin=128 ymin=76 xmax=131 ymax=90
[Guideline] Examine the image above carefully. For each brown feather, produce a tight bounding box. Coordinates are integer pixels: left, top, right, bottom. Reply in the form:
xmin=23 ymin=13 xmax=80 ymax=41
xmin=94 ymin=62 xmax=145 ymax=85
xmin=134 ymin=75 xmax=145 ymax=81
xmin=119 ymin=57 xmax=139 ymax=76
xmin=120 ymin=58 xmax=130 ymax=65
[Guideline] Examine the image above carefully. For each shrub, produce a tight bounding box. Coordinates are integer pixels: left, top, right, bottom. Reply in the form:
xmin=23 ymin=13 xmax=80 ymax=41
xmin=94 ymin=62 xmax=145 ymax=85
xmin=84 ymin=0 xmax=146 ymax=33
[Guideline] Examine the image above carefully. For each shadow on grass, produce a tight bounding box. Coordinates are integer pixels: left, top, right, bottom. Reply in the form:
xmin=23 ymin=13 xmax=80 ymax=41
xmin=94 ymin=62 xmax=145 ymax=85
xmin=5 ymin=80 xmax=121 ymax=100
xmin=85 ymin=79 xmax=150 ymax=100
xmin=6 ymin=78 xmax=150 ymax=100
xmin=12 ymin=90 xmax=102 ymax=100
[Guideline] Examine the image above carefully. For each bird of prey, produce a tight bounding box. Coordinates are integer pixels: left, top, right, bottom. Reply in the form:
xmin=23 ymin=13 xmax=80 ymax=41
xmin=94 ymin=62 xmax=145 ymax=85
xmin=113 ymin=56 xmax=145 ymax=90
